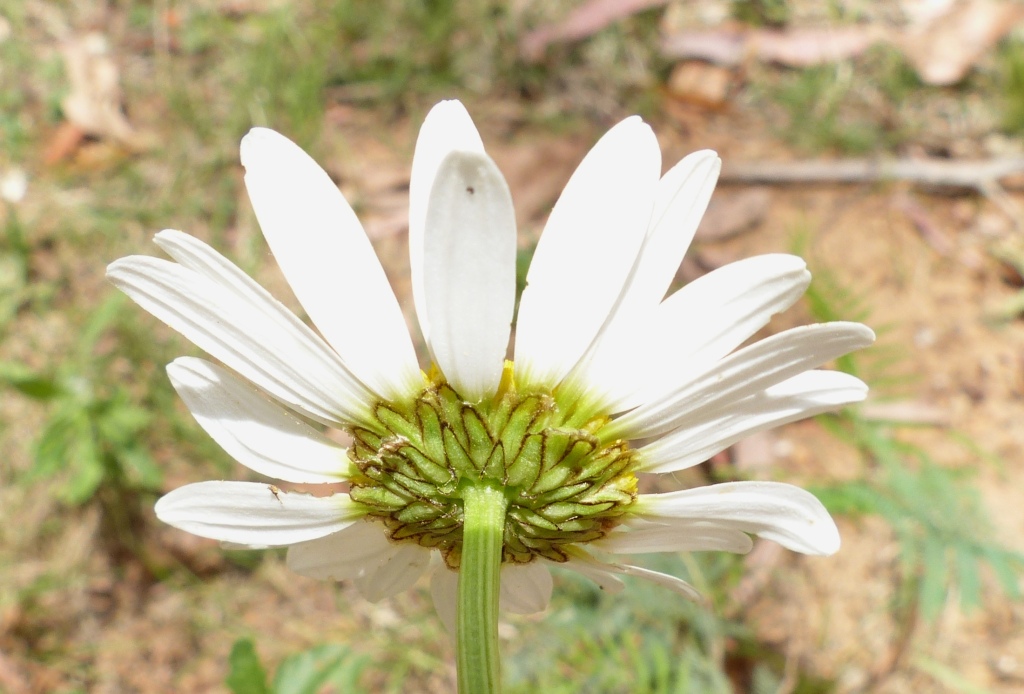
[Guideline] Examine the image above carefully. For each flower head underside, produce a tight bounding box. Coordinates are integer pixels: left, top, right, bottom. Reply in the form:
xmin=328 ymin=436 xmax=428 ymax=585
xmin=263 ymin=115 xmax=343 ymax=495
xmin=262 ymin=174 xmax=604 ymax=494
xmin=107 ymin=100 xmax=874 ymax=622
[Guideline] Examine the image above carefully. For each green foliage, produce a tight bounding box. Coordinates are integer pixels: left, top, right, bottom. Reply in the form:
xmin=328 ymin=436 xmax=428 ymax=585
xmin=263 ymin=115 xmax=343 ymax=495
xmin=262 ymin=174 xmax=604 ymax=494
xmin=0 ymin=11 xmax=34 ymax=160
xmin=864 ymin=46 xmax=922 ymax=107
xmin=762 ymin=46 xmax=920 ymax=155
xmin=0 ymin=211 xmax=47 ymax=337
xmin=232 ymin=7 xmax=332 ymax=148
xmin=731 ymin=0 xmax=790 ymax=27
xmin=3 ymin=294 xmax=162 ymax=506
xmin=505 ymin=554 xmax=832 ymax=693
xmin=227 ymin=640 xmax=272 ymax=694
xmin=226 ymin=638 xmax=369 ymax=694
xmin=506 ymin=561 xmax=733 ymax=693
xmin=998 ymin=39 xmax=1024 ymax=135
xmin=814 ymin=420 xmax=1023 ymax=619
xmin=770 ymin=65 xmax=880 ymax=154
xmin=181 ymin=0 xmax=520 ymax=139
xmin=801 ymin=258 xmax=1023 ymax=620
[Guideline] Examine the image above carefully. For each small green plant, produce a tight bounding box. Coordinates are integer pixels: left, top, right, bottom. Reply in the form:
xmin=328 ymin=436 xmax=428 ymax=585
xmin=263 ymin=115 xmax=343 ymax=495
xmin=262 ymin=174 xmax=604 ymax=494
xmin=226 ymin=638 xmax=370 ymax=694
xmin=799 ymin=253 xmax=1023 ymax=622
xmin=0 ymin=293 xmax=174 ymax=569
xmin=505 ymin=553 xmax=834 ymax=694
xmin=759 ymin=44 xmax=922 ymax=156
xmin=770 ymin=65 xmax=881 ymax=154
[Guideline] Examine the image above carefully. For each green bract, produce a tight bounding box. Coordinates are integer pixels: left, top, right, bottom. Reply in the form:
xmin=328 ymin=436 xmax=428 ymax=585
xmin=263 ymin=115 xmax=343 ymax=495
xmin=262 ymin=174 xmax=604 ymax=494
xmin=348 ymin=364 xmax=638 ymax=568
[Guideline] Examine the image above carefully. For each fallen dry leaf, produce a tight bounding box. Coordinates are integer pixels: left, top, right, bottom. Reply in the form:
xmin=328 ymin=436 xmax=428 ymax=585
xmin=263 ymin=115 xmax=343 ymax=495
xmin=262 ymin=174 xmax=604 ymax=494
xmin=42 ymin=121 xmax=86 ymax=165
xmin=661 ymin=25 xmax=888 ymax=68
xmin=520 ymin=0 xmax=669 ymax=62
xmin=666 ymin=60 xmax=734 ymax=109
xmin=899 ymin=0 xmax=1024 ymax=85
xmin=60 ymin=33 xmax=155 ymax=152
xmin=661 ymin=26 xmax=748 ymax=65
xmin=750 ymin=26 xmax=889 ymax=67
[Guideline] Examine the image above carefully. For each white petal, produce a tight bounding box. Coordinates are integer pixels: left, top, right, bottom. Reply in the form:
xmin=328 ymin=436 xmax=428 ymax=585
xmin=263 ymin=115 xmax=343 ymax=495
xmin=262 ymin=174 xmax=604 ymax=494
xmin=287 ymin=521 xmax=431 ymax=600
xmin=572 ymin=153 xmax=719 ymax=405
xmin=410 ymin=101 xmax=486 ymax=347
xmin=423 ymin=151 xmax=515 ymax=401
xmin=221 ymin=541 xmax=270 ymax=550
xmin=155 ymin=481 xmax=359 ymax=546
xmin=430 ymin=566 xmax=460 ymax=634
xmin=638 ymin=371 xmax=868 ymax=474
xmin=589 ymin=254 xmax=811 ymax=412
xmin=167 ymin=357 xmax=351 ymax=483
xmin=637 ymin=481 xmax=841 ymax=556
xmin=499 ymin=562 xmax=553 ymax=614
xmin=610 ymin=322 xmax=875 ymax=439
xmin=108 ymin=236 xmax=374 ymax=427
xmin=239 ymin=129 xmax=420 ymax=401
xmin=287 ymin=519 xmax=395 ymax=580
xmin=514 ymin=117 xmax=660 ymax=390
xmin=288 ymin=522 xmax=403 ymax=581
xmin=617 ymin=150 xmax=720 ymax=315
xmin=593 ymin=520 xmax=753 ymax=555
xmin=553 ymin=554 xmax=625 ymax=594
xmin=611 ymin=563 xmax=703 ymax=602
xmin=560 ymin=551 xmax=700 ymax=602
xmin=354 ymin=543 xmax=432 ymax=602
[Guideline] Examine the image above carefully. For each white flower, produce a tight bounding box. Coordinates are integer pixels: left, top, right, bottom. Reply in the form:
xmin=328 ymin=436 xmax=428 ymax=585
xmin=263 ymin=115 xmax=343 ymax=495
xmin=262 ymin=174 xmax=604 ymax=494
xmin=0 ymin=168 xmax=27 ymax=204
xmin=107 ymin=100 xmax=873 ymax=629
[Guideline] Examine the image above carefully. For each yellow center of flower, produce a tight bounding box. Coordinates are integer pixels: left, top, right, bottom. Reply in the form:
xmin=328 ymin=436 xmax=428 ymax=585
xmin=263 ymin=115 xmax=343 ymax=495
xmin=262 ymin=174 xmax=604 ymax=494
xmin=346 ymin=363 xmax=638 ymax=568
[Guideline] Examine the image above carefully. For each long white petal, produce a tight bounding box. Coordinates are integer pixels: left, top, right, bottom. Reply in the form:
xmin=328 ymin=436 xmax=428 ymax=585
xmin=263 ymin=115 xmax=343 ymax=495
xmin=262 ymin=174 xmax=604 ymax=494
xmin=593 ymin=520 xmax=753 ymax=555
xmin=514 ymin=117 xmax=660 ymax=390
xmin=240 ymin=129 xmax=421 ymax=401
xmin=617 ymin=150 xmax=720 ymax=315
xmin=354 ymin=543 xmax=432 ymax=602
xmin=107 ymin=244 xmax=374 ymax=427
xmin=423 ymin=151 xmax=515 ymax=401
xmin=168 ymin=357 xmax=351 ymax=483
xmin=430 ymin=566 xmax=460 ymax=634
xmin=499 ymin=562 xmax=553 ymax=614
xmin=610 ymin=322 xmax=875 ymax=439
xmin=612 ymin=563 xmax=703 ymax=602
xmin=637 ymin=481 xmax=841 ymax=556
xmin=286 ymin=519 xmax=395 ymax=580
xmin=638 ymin=371 xmax=868 ymax=474
xmin=560 ymin=551 xmax=700 ymax=601
xmin=588 ymin=254 xmax=811 ymax=412
xmin=409 ymin=101 xmax=486 ymax=347
xmin=155 ymin=481 xmax=359 ymax=546
xmin=554 ymin=554 xmax=625 ymax=594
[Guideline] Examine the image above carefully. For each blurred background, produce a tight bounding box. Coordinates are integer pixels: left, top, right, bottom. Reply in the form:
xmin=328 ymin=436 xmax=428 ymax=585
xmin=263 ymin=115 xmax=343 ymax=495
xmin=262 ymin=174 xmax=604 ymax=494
xmin=2 ymin=0 xmax=1024 ymax=691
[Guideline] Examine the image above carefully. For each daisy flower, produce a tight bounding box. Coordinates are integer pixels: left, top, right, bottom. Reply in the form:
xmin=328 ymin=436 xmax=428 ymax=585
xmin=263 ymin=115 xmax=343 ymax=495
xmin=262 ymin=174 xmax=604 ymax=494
xmin=107 ymin=100 xmax=872 ymax=688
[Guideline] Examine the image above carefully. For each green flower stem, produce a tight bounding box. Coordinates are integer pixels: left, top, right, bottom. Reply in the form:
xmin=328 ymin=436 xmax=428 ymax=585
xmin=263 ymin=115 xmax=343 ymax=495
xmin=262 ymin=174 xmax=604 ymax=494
xmin=457 ymin=482 xmax=508 ymax=694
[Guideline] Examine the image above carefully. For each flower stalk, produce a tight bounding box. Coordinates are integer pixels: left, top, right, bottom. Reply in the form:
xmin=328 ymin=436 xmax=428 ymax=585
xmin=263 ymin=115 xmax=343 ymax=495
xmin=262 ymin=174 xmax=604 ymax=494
xmin=457 ymin=482 xmax=508 ymax=693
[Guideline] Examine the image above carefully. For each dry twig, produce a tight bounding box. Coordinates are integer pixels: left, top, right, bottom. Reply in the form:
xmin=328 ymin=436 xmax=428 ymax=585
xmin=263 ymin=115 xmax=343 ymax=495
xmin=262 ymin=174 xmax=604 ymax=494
xmin=720 ymin=157 xmax=1024 ymax=227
